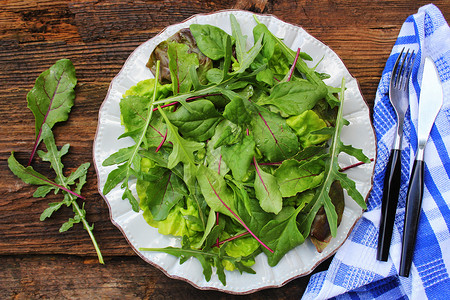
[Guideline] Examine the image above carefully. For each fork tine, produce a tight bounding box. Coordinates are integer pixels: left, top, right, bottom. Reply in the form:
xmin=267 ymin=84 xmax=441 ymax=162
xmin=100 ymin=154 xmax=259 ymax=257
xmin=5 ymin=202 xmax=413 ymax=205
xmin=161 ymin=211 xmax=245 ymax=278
xmin=392 ymin=48 xmax=405 ymax=86
xmin=404 ymin=50 xmax=416 ymax=89
xmin=396 ymin=49 xmax=416 ymax=91
xmin=396 ymin=49 xmax=410 ymax=89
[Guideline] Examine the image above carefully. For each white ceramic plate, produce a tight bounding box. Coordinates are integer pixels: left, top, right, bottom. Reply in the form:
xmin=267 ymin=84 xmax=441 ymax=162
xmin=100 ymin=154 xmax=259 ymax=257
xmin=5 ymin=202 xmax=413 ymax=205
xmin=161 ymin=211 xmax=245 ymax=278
xmin=93 ymin=10 xmax=376 ymax=294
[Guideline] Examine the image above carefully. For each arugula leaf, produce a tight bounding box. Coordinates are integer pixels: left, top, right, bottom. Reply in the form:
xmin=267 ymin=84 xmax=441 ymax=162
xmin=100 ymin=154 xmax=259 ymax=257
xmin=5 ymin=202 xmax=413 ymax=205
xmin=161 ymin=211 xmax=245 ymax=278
xmin=297 ymin=79 xmax=369 ymax=238
xmin=103 ymin=62 xmax=161 ymax=211
xmin=230 ymin=14 xmax=248 ymax=65
xmin=38 ymin=124 xmax=102 ymax=263
xmin=40 ymin=202 xmax=64 ymax=220
xmin=229 ymin=14 xmax=264 ymax=74
xmin=8 ymin=149 xmax=83 ymax=200
xmin=158 ymin=107 xmax=204 ymax=169
xmin=140 ymin=236 xmax=255 ymax=286
xmin=26 ymin=59 xmax=77 ymax=166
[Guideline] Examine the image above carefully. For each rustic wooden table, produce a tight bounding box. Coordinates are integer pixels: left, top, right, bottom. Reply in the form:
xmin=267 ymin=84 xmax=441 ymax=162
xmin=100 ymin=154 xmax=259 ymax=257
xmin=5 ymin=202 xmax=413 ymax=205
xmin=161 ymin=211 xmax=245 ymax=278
xmin=2 ymin=1 xmax=449 ymax=299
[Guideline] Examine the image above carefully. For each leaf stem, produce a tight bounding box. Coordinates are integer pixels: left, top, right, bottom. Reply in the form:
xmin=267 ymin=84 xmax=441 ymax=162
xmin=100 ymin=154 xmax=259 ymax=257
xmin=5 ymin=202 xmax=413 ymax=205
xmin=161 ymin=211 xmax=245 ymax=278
xmin=287 ymin=48 xmax=301 ymax=82
xmin=26 ymin=168 xmax=86 ymax=199
xmin=339 ymin=158 xmax=374 ymax=172
xmin=71 ymin=196 xmax=104 ymax=264
xmin=152 ymin=93 xmax=222 ymax=112
xmin=155 ymin=129 xmax=168 ymax=152
xmin=213 ymin=231 xmax=250 ymax=247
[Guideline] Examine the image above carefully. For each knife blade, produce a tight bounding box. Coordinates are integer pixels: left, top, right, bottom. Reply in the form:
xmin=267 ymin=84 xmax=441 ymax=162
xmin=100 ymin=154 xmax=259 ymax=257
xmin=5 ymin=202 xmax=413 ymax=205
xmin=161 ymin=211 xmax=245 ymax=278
xmin=399 ymin=57 xmax=443 ymax=277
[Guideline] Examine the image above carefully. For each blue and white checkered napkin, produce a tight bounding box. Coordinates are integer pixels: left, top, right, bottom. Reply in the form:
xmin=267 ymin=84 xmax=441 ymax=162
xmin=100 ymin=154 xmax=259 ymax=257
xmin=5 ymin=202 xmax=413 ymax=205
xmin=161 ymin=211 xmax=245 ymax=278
xmin=303 ymin=4 xmax=450 ymax=299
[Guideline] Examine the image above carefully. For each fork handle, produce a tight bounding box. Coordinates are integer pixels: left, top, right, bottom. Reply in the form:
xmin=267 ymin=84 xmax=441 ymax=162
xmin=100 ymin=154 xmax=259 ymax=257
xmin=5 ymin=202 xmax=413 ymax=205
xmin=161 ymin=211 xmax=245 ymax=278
xmin=377 ymin=149 xmax=402 ymax=261
xmin=399 ymin=159 xmax=424 ymax=277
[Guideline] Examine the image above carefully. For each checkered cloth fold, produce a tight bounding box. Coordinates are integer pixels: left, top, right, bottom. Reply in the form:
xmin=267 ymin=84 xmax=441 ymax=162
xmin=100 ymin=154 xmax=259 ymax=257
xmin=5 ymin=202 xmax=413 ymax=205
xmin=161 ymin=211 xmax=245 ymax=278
xmin=302 ymin=4 xmax=450 ymax=299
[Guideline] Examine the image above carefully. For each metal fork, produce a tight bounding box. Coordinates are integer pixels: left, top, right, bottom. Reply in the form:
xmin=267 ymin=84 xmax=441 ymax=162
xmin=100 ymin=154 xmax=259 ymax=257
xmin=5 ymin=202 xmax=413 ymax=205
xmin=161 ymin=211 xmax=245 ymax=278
xmin=377 ymin=47 xmax=416 ymax=261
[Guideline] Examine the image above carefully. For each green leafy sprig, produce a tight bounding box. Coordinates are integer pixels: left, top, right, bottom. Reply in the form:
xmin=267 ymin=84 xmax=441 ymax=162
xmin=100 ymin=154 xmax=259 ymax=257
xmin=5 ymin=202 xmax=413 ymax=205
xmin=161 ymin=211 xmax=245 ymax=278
xmin=8 ymin=60 xmax=103 ymax=264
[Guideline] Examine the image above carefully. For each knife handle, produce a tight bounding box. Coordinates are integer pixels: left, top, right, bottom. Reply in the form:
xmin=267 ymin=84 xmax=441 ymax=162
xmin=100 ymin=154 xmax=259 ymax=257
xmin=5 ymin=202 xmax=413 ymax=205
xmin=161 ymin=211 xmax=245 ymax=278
xmin=377 ymin=149 xmax=402 ymax=261
xmin=399 ymin=159 xmax=424 ymax=277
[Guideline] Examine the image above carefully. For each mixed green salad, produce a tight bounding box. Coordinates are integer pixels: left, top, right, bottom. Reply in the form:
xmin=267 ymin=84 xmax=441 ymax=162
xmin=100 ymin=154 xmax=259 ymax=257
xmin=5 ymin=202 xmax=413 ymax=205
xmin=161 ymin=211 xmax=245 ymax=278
xmin=102 ymin=14 xmax=369 ymax=285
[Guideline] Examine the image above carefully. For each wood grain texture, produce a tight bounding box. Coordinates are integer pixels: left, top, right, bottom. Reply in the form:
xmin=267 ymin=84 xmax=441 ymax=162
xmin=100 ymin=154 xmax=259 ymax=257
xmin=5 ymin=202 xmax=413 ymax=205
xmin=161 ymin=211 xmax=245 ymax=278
xmin=1 ymin=0 xmax=449 ymax=298
xmin=0 ymin=255 xmax=331 ymax=299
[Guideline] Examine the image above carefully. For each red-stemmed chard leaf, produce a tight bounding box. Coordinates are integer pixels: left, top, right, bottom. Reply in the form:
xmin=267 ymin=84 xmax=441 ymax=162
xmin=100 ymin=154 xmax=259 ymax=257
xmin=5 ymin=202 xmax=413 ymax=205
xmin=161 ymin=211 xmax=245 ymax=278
xmin=27 ymin=59 xmax=77 ymax=166
xmin=253 ymin=157 xmax=283 ymax=214
xmin=206 ymin=178 xmax=274 ymax=253
xmin=251 ymin=106 xmax=299 ymax=162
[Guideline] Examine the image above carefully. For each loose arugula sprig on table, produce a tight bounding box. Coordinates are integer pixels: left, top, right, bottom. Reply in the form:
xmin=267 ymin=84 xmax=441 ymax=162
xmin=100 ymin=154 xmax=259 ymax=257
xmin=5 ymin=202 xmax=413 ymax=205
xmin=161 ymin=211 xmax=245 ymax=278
xmin=103 ymin=15 xmax=369 ymax=285
xmin=8 ymin=59 xmax=104 ymax=264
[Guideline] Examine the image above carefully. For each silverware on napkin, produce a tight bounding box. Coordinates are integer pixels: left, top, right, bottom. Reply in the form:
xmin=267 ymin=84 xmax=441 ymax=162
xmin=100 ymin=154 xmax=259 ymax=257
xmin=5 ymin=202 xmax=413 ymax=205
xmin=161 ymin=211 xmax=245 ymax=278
xmin=377 ymin=48 xmax=416 ymax=261
xmin=399 ymin=57 xmax=443 ymax=277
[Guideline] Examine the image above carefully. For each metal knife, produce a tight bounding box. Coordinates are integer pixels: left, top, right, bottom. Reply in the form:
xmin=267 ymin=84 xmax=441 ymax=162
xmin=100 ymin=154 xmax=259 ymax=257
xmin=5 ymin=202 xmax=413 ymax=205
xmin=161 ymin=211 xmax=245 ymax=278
xmin=399 ymin=57 xmax=443 ymax=277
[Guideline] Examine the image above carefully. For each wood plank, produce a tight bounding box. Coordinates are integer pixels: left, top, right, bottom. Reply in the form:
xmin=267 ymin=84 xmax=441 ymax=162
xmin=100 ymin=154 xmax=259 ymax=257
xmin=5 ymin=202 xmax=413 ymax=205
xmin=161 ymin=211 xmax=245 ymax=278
xmin=1 ymin=0 xmax=450 ymax=297
xmin=0 ymin=254 xmax=331 ymax=299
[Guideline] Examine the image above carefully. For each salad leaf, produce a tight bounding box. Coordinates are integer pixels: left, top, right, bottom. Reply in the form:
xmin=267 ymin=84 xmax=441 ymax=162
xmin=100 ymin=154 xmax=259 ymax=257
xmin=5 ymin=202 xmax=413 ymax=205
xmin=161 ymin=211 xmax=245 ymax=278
xmin=158 ymin=107 xmax=204 ymax=169
xmin=26 ymin=59 xmax=77 ymax=165
xmin=310 ymin=181 xmax=345 ymax=252
xmin=168 ymin=42 xmax=199 ymax=94
xmin=253 ymin=158 xmax=283 ymax=214
xmin=253 ymin=19 xmax=340 ymax=107
xmin=196 ymin=165 xmax=236 ymax=219
xmin=258 ymin=80 xmax=327 ymax=116
xmin=221 ymin=135 xmax=255 ymax=181
xmin=287 ymin=110 xmax=331 ymax=148
xmin=189 ymin=24 xmax=231 ymax=60
xmin=274 ymin=157 xmax=325 ymax=198
xmin=297 ymin=79 xmax=370 ymax=238
xmin=229 ymin=179 xmax=271 ymax=232
xmin=141 ymin=168 xmax=187 ymax=221
xmin=250 ymin=105 xmax=299 ymax=162
xmin=260 ymin=206 xmax=305 ymax=266
xmin=167 ymin=99 xmax=222 ymax=142
xmin=147 ymin=28 xmax=212 ymax=83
